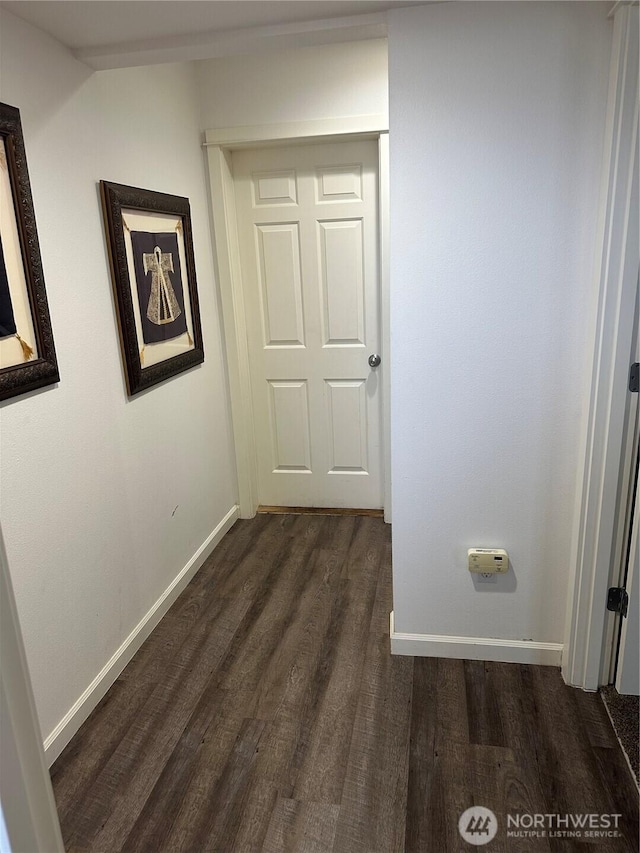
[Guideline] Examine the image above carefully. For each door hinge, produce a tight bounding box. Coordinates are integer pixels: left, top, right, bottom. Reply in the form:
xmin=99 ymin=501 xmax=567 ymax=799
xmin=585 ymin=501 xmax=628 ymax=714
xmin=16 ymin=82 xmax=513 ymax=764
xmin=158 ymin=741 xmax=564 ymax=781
xmin=607 ymin=587 xmax=629 ymax=617
xmin=630 ymin=362 xmax=639 ymax=393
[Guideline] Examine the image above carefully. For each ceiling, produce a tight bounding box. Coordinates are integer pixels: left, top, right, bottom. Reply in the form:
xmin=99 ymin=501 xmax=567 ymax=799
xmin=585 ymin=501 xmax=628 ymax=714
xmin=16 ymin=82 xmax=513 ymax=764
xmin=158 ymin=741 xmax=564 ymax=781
xmin=2 ymin=1 xmax=429 ymax=68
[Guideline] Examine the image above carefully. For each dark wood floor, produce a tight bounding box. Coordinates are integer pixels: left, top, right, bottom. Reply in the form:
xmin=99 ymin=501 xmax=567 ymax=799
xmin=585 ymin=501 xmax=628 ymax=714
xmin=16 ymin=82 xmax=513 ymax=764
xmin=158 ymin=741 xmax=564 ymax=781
xmin=51 ymin=514 xmax=639 ymax=852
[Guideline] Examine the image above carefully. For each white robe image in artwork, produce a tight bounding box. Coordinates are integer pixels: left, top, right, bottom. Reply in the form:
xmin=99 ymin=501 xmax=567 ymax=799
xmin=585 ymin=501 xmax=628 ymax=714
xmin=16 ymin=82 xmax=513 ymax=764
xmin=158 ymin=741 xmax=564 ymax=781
xmin=143 ymin=245 xmax=182 ymax=326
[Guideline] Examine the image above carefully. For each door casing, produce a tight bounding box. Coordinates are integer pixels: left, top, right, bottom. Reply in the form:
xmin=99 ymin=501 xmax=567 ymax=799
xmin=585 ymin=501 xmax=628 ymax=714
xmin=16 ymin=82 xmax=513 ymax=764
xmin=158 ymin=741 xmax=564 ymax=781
xmin=562 ymin=5 xmax=639 ymax=691
xmin=204 ymin=115 xmax=391 ymax=520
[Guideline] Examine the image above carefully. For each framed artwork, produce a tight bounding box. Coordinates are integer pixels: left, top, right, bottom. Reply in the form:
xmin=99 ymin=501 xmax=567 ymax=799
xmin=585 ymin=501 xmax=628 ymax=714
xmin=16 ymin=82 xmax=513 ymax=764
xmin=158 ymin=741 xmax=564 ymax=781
xmin=100 ymin=181 xmax=204 ymax=396
xmin=0 ymin=102 xmax=59 ymax=401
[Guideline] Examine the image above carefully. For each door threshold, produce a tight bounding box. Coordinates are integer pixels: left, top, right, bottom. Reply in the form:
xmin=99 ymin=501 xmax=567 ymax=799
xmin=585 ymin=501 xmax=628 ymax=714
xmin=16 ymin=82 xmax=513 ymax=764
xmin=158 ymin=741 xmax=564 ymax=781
xmin=257 ymin=505 xmax=384 ymax=518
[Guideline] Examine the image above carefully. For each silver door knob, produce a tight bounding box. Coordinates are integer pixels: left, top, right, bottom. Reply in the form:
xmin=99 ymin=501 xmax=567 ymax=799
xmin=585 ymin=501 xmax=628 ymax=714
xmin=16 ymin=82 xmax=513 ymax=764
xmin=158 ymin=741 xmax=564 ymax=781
xmin=368 ymin=354 xmax=381 ymax=368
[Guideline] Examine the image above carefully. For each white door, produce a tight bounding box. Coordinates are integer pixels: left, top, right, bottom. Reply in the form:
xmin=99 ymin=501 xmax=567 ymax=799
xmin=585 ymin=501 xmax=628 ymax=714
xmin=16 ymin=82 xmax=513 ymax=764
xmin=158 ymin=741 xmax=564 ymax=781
xmin=232 ymin=140 xmax=382 ymax=509
xmin=615 ymin=321 xmax=640 ymax=696
xmin=616 ymin=458 xmax=639 ymax=695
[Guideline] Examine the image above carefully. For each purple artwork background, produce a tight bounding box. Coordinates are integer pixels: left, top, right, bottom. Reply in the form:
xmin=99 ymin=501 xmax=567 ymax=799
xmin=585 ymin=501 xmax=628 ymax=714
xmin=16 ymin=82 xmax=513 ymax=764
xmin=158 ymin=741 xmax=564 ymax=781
xmin=131 ymin=230 xmax=188 ymax=344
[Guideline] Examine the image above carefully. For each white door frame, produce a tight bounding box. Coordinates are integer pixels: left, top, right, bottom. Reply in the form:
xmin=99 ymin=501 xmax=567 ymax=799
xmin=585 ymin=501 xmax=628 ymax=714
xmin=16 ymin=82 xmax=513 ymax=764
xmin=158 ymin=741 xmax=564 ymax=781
xmin=203 ymin=115 xmax=391 ymax=520
xmin=563 ymin=4 xmax=639 ymax=691
xmin=0 ymin=525 xmax=65 ymax=852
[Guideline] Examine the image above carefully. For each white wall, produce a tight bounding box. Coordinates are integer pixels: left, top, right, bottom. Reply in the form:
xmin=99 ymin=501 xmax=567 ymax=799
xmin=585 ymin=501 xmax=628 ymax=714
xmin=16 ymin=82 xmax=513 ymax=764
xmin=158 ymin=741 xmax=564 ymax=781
xmin=196 ymin=38 xmax=388 ymax=128
xmin=388 ymin=2 xmax=612 ymax=649
xmin=0 ymin=10 xmax=237 ymax=749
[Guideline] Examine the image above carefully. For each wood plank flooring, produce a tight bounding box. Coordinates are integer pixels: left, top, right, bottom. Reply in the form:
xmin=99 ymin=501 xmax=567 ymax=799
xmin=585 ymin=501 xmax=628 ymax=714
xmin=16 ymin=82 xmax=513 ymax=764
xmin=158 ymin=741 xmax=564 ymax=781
xmin=256 ymin=507 xmax=384 ymax=518
xmin=51 ymin=515 xmax=639 ymax=852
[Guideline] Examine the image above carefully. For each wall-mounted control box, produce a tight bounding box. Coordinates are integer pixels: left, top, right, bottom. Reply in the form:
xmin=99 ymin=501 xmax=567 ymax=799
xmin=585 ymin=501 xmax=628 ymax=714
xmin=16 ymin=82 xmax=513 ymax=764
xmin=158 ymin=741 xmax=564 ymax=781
xmin=468 ymin=548 xmax=509 ymax=574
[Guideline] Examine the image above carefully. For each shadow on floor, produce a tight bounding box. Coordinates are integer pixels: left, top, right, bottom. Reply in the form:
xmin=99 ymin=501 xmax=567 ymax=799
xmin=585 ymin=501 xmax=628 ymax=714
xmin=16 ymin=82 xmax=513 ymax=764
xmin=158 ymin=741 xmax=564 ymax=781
xmin=601 ymin=686 xmax=639 ymax=785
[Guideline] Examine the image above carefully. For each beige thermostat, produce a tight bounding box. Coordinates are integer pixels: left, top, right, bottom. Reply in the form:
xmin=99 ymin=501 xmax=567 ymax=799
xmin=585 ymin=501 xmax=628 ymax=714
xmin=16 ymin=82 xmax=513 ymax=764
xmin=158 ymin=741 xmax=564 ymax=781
xmin=468 ymin=548 xmax=509 ymax=574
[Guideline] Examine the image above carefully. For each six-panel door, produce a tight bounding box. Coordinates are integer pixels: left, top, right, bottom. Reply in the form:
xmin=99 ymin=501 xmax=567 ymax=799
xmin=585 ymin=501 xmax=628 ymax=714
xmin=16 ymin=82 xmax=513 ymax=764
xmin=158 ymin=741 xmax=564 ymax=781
xmin=233 ymin=140 xmax=382 ymax=508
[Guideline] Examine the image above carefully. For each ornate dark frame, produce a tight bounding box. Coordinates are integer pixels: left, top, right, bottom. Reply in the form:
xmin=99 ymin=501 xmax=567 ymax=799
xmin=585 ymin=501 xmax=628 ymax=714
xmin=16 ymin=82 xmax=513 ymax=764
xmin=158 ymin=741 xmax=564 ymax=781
xmin=100 ymin=181 xmax=205 ymax=396
xmin=0 ymin=103 xmax=59 ymax=402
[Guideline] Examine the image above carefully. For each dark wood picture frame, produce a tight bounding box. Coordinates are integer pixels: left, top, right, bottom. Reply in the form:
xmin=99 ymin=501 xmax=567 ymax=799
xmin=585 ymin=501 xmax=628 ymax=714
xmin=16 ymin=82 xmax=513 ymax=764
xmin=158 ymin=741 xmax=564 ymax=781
xmin=0 ymin=102 xmax=59 ymax=401
xmin=100 ymin=181 xmax=204 ymax=396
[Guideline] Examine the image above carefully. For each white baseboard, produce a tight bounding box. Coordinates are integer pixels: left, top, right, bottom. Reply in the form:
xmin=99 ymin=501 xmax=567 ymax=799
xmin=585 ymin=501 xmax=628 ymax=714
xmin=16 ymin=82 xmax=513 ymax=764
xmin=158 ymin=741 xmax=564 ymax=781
xmin=389 ymin=612 xmax=563 ymax=667
xmin=44 ymin=505 xmax=239 ymax=766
